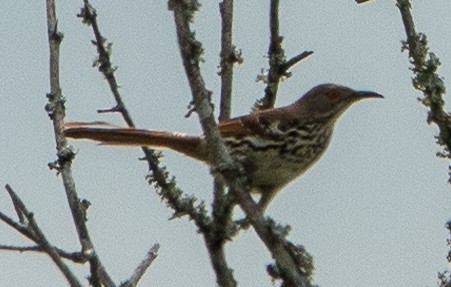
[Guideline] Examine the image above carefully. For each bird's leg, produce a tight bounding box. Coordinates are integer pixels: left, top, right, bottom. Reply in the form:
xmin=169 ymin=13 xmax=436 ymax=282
xmin=235 ymin=188 xmax=278 ymax=230
xmin=256 ymin=188 xmax=278 ymax=213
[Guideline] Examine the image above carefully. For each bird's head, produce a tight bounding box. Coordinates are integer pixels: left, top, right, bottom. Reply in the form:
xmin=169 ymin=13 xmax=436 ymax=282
xmin=294 ymin=83 xmax=383 ymax=121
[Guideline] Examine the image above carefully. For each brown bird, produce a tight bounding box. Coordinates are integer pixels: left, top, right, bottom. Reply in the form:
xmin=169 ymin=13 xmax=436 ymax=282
xmin=65 ymin=84 xmax=383 ymax=211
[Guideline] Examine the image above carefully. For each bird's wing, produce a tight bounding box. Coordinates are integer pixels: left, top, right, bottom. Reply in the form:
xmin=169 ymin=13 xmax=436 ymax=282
xmin=219 ymin=113 xmax=266 ymax=139
xmin=219 ymin=108 xmax=291 ymax=140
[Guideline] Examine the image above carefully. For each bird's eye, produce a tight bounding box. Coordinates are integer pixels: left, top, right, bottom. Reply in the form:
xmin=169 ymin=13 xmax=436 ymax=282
xmin=325 ymin=91 xmax=339 ymax=100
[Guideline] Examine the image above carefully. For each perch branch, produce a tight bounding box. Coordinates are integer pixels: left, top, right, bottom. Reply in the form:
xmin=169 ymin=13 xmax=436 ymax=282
xmin=169 ymin=1 xmax=311 ymax=286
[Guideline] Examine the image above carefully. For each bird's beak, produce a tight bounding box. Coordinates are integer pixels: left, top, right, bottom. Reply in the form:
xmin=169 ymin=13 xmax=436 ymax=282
xmin=354 ymin=90 xmax=384 ymax=100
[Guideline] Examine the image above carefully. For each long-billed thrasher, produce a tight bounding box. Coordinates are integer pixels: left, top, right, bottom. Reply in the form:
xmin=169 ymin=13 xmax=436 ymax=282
xmin=65 ymin=83 xmax=383 ymax=211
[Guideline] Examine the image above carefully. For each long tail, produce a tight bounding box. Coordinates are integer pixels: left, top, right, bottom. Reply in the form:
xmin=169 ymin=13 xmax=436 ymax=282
xmin=64 ymin=125 xmax=208 ymax=163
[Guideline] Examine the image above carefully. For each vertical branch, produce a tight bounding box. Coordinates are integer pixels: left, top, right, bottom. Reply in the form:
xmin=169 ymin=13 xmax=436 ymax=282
xmin=219 ymin=0 xmax=241 ymax=119
xmin=46 ymin=0 xmax=90 ymax=255
xmin=258 ymin=0 xmax=284 ymax=110
xmin=397 ymin=1 xmax=451 ymax=283
xmin=169 ymin=1 xmax=311 ymax=286
xmin=396 ymin=0 xmax=451 ymax=162
xmin=169 ymin=0 xmax=230 ymax=167
xmin=256 ymin=0 xmax=313 ymax=111
xmin=169 ymin=2 xmax=238 ymax=285
xmin=46 ymin=1 xmax=114 ymax=286
xmin=206 ymin=2 xmax=240 ymax=286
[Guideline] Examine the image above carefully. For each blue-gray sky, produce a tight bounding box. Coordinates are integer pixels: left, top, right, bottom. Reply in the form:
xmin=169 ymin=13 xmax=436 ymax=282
xmin=1 ymin=1 xmax=450 ymax=286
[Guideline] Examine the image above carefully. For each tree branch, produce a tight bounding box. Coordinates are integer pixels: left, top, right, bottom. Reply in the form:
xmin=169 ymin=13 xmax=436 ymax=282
xmin=0 ymin=244 xmax=89 ymax=263
xmin=219 ymin=0 xmax=242 ymax=119
xmin=78 ymin=0 xmax=211 ymax=234
xmin=169 ymin=1 xmax=311 ymax=286
xmin=396 ymin=0 xmax=451 ymax=173
xmin=205 ymin=1 xmax=240 ymax=286
xmin=46 ymin=2 xmax=113 ymax=286
xmin=4 ymin=185 xmax=83 ymax=287
xmin=120 ymin=244 xmax=160 ymax=287
xmin=256 ymin=0 xmax=313 ymax=111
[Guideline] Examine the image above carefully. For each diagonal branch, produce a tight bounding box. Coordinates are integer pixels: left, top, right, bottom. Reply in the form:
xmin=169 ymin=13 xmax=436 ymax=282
xmin=4 ymin=185 xmax=83 ymax=287
xmin=77 ymin=0 xmax=211 ymax=234
xmin=119 ymin=244 xmax=160 ymax=287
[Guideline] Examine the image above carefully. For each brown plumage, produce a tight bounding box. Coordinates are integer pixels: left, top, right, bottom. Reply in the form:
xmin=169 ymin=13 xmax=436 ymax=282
xmin=65 ymin=84 xmax=383 ymax=211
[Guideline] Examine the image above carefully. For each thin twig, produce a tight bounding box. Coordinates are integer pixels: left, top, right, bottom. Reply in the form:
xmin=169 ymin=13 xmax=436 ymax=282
xmin=0 ymin=244 xmax=89 ymax=263
xmin=280 ymin=51 xmax=313 ymax=75
xmin=5 ymin=185 xmax=83 ymax=287
xmin=120 ymin=244 xmax=160 ymax=287
xmin=79 ymin=1 xmax=134 ymax=127
xmin=207 ymin=1 xmax=239 ymax=286
xmin=256 ymin=1 xmax=313 ymax=111
xmin=6 ymin=184 xmax=26 ymax=224
xmin=78 ymin=0 xmax=211 ymax=233
xmin=0 ymin=208 xmax=37 ymax=242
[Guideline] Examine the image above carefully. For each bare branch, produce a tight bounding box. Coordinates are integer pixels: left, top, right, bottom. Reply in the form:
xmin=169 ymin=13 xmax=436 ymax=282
xmin=120 ymin=244 xmax=160 ymax=287
xmin=78 ymin=1 xmax=134 ymax=127
xmin=396 ymin=1 xmax=451 ymax=168
xmin=0 ymin=207 xmax=37 ymax=242
xmin=255 ymin=1 xmax=313 ymax=111
xmin=280 ymin=51 xmax=313 ymax=75
xmin=0 ymin=244 xmax=89 ymax=264
xmin=219 ymin=0 xmax=241 ymax=120
xmin=5 ymin=184 xmax=26 ymax=224
xmin=4 ymin=184 xmax=82 ymax=287
xmin=78 ymin=0 xmax=210 ymax=232
xmin=259 ymin=0 xmax=284 ymax=110
xmin=208 ymin=1 xmax=240 ymax=286
xmin=169 ymin=1 xmax=311 ymax=286
xmin=46 ymin=2 xmax=114 ymax=286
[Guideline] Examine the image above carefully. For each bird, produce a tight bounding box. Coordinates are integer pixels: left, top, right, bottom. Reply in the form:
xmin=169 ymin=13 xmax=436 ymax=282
xmin=65 ymin=83 xmax=383 ymax=211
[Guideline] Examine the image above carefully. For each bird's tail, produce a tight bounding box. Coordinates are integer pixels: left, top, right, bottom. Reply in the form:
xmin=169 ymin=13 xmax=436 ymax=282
xmin=64 ymin=122 xmax=208 ymax=162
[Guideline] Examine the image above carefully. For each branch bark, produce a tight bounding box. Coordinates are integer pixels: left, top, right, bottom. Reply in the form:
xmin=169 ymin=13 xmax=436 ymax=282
xmin=46 ymin=1 xmax=114 ymax=286
xmin=120 ymin=244 xmax=160 ymax=287
xmin=396 ymin=0 xmax=451 ymax=168
xmin=78 ymin=0 xmax=211 ymax=233
xmin=169 ymin=1 xmax=311 ymax=286
xmin=4 ymin=185 xmax=83 ymax=287
xmin=203 ymin=1 xmax=240 ymax=286
xmin=256 ymin=0 xmax=313 ymax=111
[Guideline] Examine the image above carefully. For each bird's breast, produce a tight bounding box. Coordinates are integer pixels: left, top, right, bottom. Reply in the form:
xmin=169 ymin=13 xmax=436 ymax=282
xmin=223 ymin=124 xmax=334 ymax=190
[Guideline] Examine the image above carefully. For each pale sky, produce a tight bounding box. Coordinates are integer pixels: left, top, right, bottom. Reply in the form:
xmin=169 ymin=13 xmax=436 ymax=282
xmin=1 ymin=1 xmax=451 ymax=287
